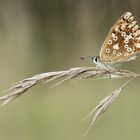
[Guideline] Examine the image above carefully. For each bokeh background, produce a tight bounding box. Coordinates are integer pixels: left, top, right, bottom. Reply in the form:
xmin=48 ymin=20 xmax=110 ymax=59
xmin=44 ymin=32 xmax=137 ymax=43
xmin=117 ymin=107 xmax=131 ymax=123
xmin=0 ymin=0 xmax=140 ymax=140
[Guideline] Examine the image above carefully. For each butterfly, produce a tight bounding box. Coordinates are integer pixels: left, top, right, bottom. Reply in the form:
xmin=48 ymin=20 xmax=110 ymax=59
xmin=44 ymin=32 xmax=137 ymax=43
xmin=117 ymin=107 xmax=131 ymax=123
xmin=93 ymin=12 xmax=140 ymax=70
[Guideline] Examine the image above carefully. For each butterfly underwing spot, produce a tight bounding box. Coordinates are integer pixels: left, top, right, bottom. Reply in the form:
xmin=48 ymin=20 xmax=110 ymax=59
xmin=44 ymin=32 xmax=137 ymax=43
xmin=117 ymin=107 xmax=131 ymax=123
xmin=113 ymin=43 xmax=119 ymax=50
xmin=108 ymin=40 xmax=112 ymax=45
xmin=127 ymin=47 xmax=132 ymax=52
xmin=120 ymin=24 xmax=126 ymax=31
xmin=127 ymin=34 xmax=133 ymax=40
xmin=121 ymin=32 xmax=126 ymax=36
xmin=128 ymin=16 xmax=135 ymax=22
xmin=113 ymin=50 xmax=116 ymax=54
xmin=136 ymin=30 xmax=140 ymax=36
xmin=117 ymin=52 xmax=121 ymax=56
xmin=133 ymin=30 xmax=140 ymax=38
xmin=124 ymin=39 xmax=129 ymax=44
xmin=133 ymin=32 xmax=137 ymax=37
xmin=132 ymin=25 xmax=139 ymax=32
xmin=124 ymin=44 xmax=128 ymax=48
xmin=128 ymin=21 xmax=137 ymax=29
xmin=112 ymin=32 xmax=115 ymax=37
xmin=134 ymin=37 xmax=140 ymax=42
xmin=113 ymin=36 xmax=118 ymax=41
xmin=124 ymin=35 xmax=128 ymax=39
xmin=135 ymin=43 xmax=140 ymax=48
xmin=123 ymin=12 xmax=132 ymax=20
xmin=105 ymin=48 xmax=110 ymax=53
xmin=124 ymin=52 xmax=129 ymax=56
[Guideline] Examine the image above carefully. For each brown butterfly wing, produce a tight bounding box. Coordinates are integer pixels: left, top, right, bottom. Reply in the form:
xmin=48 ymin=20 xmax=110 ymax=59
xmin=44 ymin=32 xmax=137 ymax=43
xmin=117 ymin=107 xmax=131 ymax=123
xmin=99 ymin=12 xmax=140 ymax=64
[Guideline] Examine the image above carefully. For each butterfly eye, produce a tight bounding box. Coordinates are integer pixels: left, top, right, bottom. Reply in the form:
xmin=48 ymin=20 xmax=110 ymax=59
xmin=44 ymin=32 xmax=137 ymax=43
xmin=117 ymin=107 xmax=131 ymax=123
xmin=93 ymin=57 xmax=99 ymax=64
xmin=106 ymin=48 xmax=110 ymax=53
xmin=108 ymin=40 xmax=112 ymax=45
xmin=113 ymin=36 xmax=118 ymax=41
xmin=127 ymin=47 xmax=132 ymax=52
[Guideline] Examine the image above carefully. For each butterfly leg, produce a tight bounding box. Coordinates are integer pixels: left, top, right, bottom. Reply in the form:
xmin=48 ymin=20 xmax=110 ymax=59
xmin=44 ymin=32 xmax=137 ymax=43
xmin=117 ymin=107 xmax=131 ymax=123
xmin=106 ymin=71 xmax=112 ymax=79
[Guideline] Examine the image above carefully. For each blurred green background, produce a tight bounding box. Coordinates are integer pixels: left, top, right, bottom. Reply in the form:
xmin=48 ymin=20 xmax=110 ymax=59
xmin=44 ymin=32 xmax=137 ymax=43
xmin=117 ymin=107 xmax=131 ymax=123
xmin=0 ymin=0 xmax=140 ymax=140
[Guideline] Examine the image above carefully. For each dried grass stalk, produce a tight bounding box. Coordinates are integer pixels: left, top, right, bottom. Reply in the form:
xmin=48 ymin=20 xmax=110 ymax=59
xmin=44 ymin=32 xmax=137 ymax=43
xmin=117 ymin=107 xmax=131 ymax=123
xmin=0 ymin=67 xmax=139 ymax=105
xmin=0 ymin=66 xmax=139 ymax=133
xmin=82 ymin=78 xmax=134 ymax=136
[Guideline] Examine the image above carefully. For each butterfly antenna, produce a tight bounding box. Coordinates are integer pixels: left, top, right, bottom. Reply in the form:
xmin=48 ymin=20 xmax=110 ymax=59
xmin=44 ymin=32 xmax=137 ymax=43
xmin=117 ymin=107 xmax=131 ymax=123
xmin=80 ymin=56 xmax=95 ymax=62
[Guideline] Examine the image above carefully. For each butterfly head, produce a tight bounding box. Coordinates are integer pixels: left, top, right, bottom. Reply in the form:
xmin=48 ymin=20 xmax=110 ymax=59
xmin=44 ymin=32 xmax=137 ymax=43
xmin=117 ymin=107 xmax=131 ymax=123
xmin=80 ymin=55 xmax=116 ymax=70
xmin=93 ymin=56 xmax=115 ymax=70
